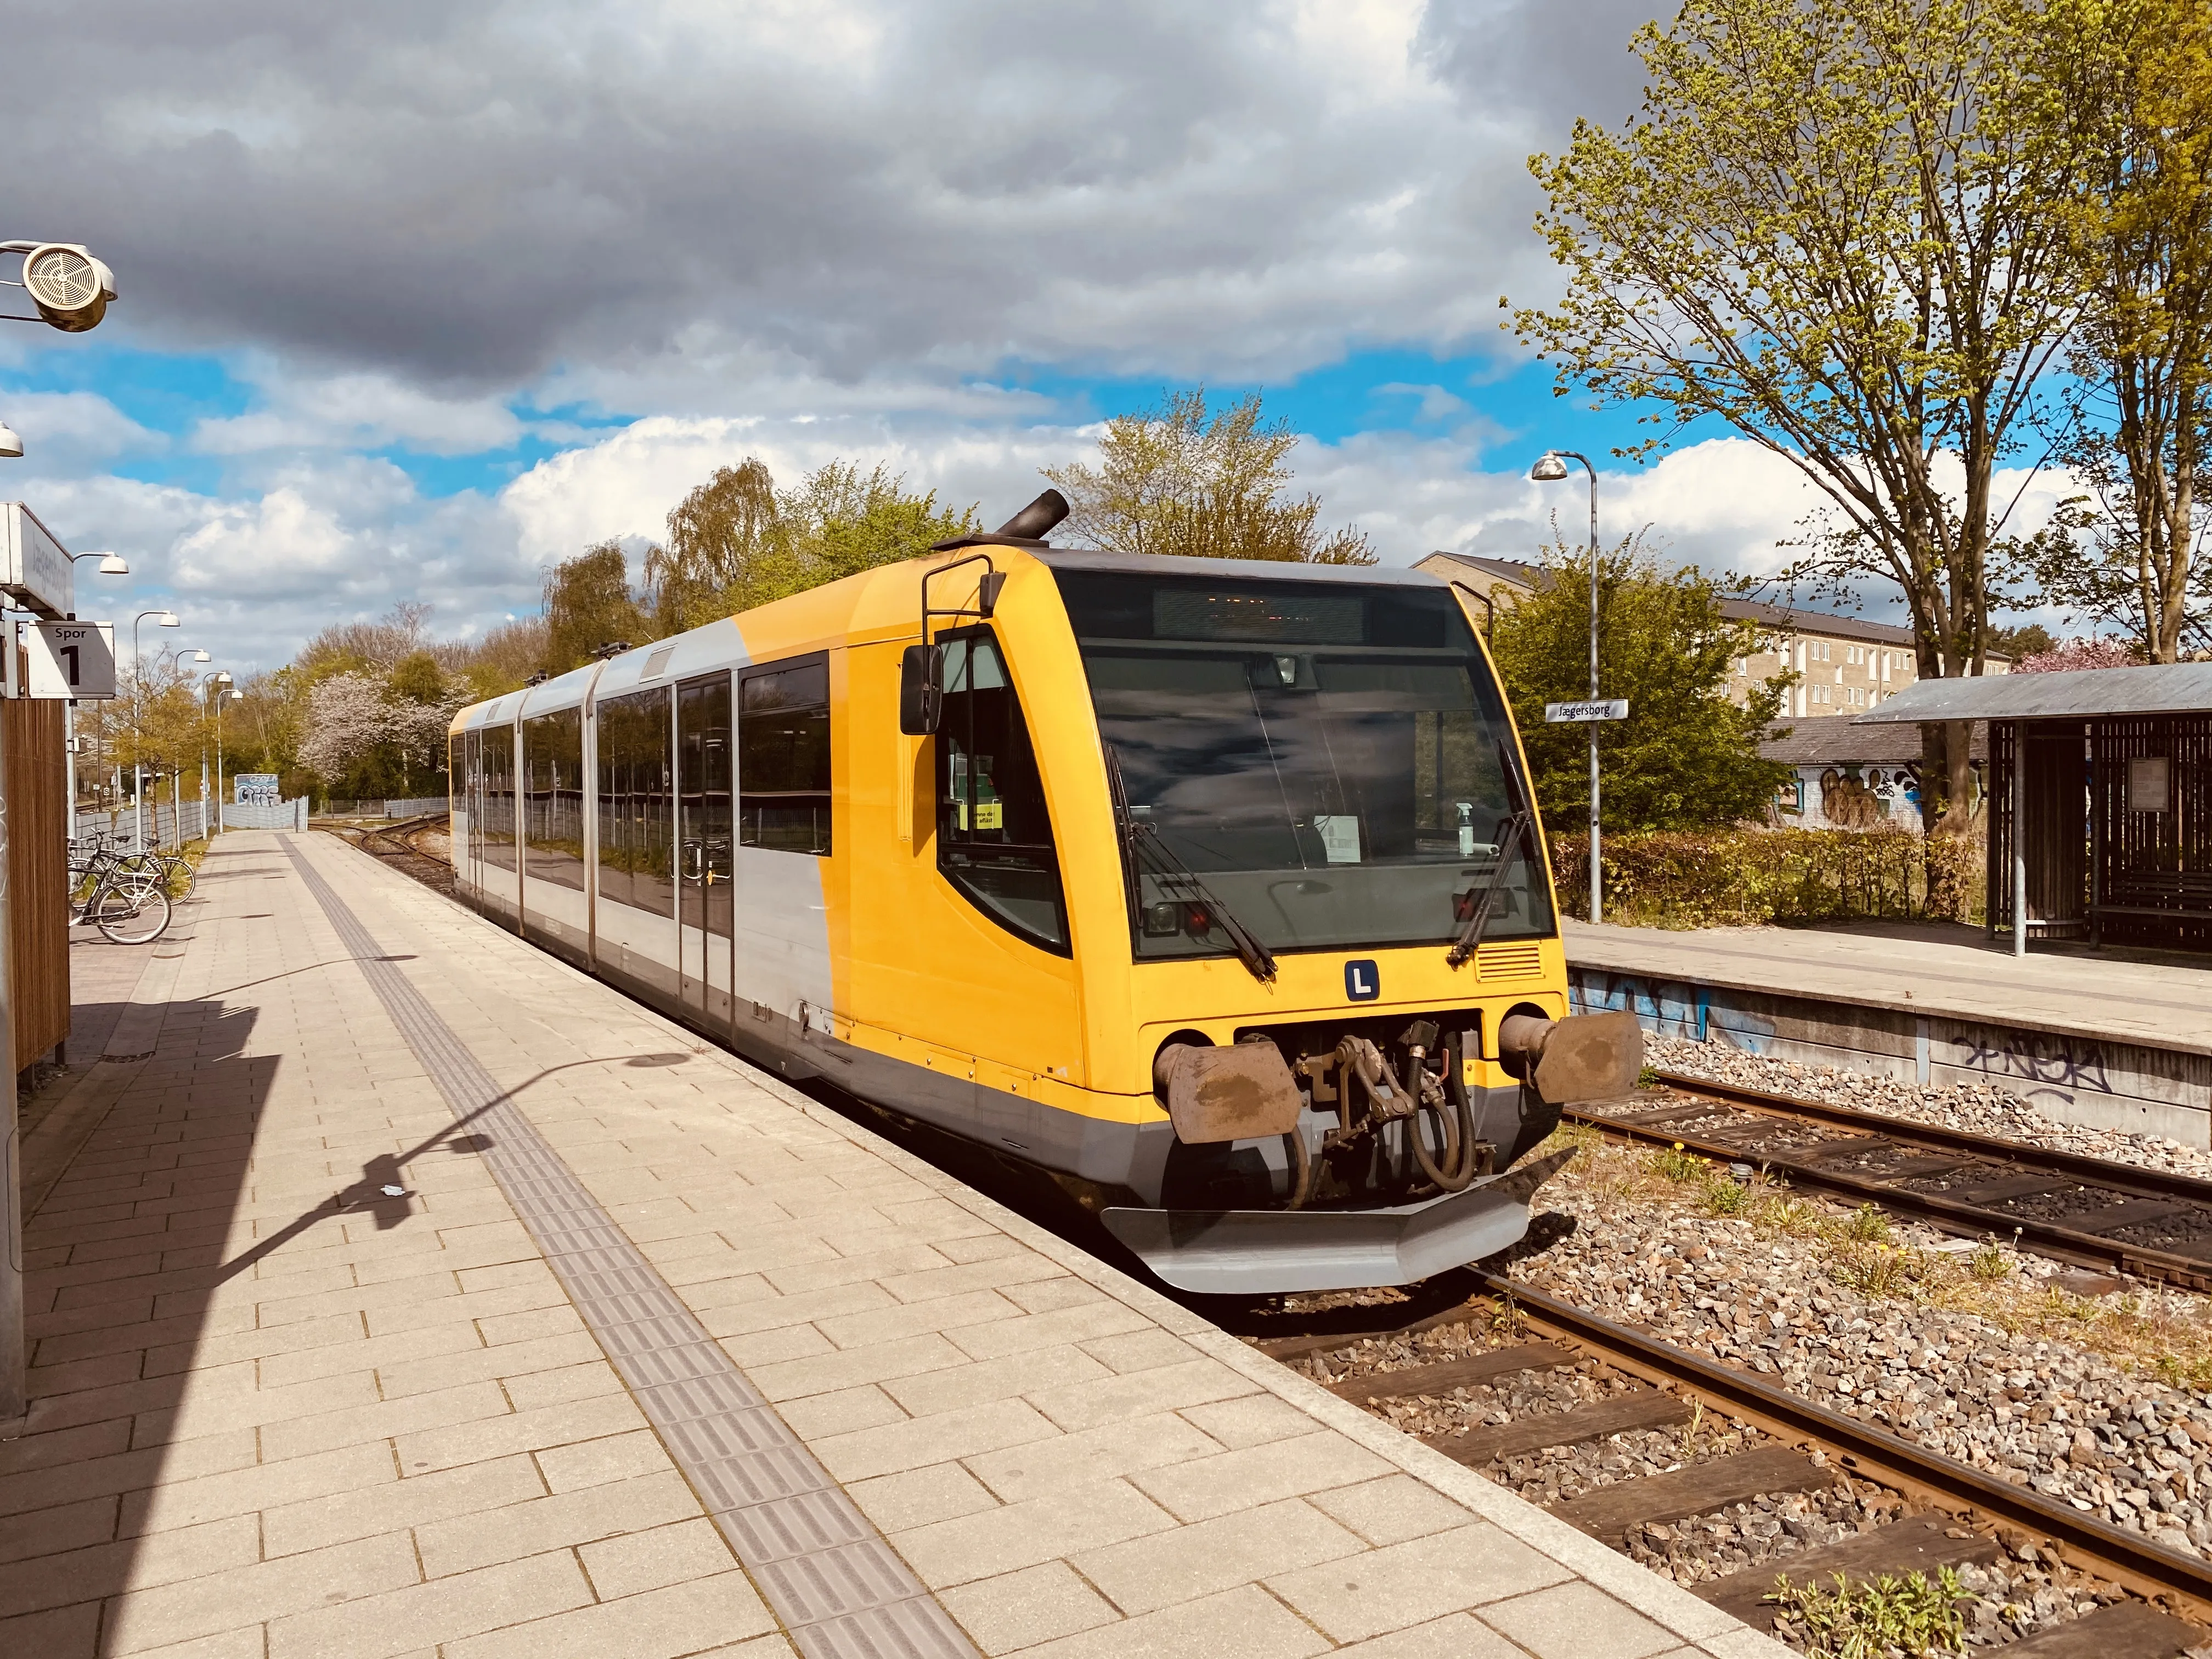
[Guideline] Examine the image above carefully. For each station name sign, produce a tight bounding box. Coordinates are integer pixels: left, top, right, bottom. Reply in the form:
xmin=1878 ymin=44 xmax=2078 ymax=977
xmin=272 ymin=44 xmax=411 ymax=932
xmin=1543 ymin=698 xmax=1629 ymax=723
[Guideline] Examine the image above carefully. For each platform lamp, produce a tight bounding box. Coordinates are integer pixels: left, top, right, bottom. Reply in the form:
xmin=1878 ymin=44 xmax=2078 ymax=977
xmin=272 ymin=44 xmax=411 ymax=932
xmin=201 ymin=672 xmax=234 ymax=838
xmin=130 ymin=610 xmax=180 ymax=852
xmin=1531 ymin=449 xmax=1605 ymax=925
xmin=63 ymin=552 xmax=130 ymax=827
xmin=156 ymin=649 xmax=211 ymax=848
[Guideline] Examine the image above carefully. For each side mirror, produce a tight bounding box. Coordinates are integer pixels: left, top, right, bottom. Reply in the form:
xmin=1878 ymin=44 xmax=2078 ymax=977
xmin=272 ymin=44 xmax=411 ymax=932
xmin=900 ymin=644 xmax=943 ymax=735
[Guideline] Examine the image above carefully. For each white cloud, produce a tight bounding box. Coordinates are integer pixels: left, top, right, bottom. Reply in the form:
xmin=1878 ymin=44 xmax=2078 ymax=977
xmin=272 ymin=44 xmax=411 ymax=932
xmin=193 ymin=368 xmax=526 ymax=456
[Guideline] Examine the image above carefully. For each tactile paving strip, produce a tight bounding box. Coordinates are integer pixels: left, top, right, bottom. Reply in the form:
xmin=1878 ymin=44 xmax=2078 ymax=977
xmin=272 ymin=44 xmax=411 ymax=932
xmin=282 ymin=841 xmax=978 ymax=1659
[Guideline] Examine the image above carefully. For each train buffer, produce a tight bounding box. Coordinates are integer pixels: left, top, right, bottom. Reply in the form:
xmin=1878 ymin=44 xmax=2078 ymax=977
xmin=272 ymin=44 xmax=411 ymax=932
xmin=2 ymin=830 xmax=1790 ymax=1658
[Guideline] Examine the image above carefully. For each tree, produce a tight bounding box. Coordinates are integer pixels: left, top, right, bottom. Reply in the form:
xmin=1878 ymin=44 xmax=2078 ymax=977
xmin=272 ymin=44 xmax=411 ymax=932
xmin=1487 ymin=532 xmax=1792 ymax=832
xmin=460 ymin=617 xmax=549 ymax=699
xmin=543 ymin=540 xmax=655 ymax=676
xmin=645 ymin=458 xmax=978 ymax=630
xmin=300 ymin=667 xmax=461 ymax=798
xmin=2017 ymin=0 xmax=2212 ymax=661
xmin=1512 ymin=0 xmax=2089 ymax=834
xmin=1044 ymin=390 xmax=1375 ymax=565
xmin=1985 ymin=620 xmax=2056 ymax=661
xmin=2015 ymin=635 xmax=2141 ymax=672
xmin=648 ymin=459 xmax=780 ymax=633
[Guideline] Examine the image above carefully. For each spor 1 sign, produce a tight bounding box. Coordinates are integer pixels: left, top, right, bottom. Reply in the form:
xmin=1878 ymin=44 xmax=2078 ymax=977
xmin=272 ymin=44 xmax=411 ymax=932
xmin=17 ymin=620 xmax=118 ymax=699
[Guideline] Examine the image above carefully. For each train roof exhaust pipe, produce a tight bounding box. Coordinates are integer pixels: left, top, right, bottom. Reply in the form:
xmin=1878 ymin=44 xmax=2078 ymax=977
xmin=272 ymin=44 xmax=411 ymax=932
xmin=930 ymin=487 xmax=1070 ymax=553
xmin=995 ymin=488 xmax=1069 ymax=541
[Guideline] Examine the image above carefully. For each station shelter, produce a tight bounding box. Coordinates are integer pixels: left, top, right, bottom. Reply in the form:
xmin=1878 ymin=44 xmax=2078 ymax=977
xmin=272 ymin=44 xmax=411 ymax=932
xmin=1854 ymin=663 xmax=2212 ymax=952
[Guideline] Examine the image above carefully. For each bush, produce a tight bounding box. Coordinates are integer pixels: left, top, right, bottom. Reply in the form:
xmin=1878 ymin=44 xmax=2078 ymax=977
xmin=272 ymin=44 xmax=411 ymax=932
xmin=1549 ymin=826 xmax=1984 ymax=928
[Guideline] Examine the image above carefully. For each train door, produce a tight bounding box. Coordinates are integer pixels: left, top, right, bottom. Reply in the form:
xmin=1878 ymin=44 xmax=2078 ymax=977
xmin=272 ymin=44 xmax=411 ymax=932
xmin=676 ymin=673 xmax=734 ymax=1026
xmin=463 ymin=728 xmax=484 ymax=894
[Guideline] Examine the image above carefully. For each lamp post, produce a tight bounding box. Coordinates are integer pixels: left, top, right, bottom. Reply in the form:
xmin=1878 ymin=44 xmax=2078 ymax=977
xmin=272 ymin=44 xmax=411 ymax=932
xmin=1531 ymin=449 xmax=1604 ymax=924
xmin=200 ymin=672 xmax=232 ymax=840
xmin=212 ymin=683 xmax=241 ymax=837
xmin=62 ymin=552 xmax=129 ymax=830
xmin=130 ymin=609 xmax=179 ymax=850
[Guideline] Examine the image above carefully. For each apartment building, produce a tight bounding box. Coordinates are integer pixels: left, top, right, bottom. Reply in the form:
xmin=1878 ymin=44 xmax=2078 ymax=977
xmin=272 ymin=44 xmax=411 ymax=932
xmin=1413 ymin=552 xmax=2007 ymax=715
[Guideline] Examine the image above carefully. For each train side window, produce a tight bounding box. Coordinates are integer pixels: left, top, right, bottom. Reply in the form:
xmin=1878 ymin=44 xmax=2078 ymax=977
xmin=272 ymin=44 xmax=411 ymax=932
xmin=482 ymin=723 xmax=517 ymax=871
xmin=740 ymin=657 xmax=831 ymax=855
xmin=596 ymin=686 xmax=675 ymax=916
xmin=523 ymin=708 xmax=587 ymax=891
xmin=936 ymin=630 xmax=1069 ymax=953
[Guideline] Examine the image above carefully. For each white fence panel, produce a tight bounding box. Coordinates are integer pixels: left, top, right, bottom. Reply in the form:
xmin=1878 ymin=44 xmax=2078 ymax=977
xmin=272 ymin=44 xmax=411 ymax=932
xmin=219 ymin=798 xmax=311 ymax=831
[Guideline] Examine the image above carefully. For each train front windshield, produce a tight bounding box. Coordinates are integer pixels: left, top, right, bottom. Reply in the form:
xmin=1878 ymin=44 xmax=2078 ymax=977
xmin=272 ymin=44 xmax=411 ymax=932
xmin=1053 ymin=568 xmax=1555 ymax=960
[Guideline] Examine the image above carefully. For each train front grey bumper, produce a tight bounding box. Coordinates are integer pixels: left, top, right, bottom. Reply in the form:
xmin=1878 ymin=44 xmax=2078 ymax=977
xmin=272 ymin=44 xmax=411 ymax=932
xmin=1099 ymin=1147 xmax=1575 ymax=1295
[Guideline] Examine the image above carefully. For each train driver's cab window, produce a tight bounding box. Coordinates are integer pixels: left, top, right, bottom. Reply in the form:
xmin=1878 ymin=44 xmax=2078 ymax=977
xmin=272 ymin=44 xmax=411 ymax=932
xmin=936 ymin=631 xmax=1069 ymax=953
xmin=740 ymin=658 xmax=831 ymax=855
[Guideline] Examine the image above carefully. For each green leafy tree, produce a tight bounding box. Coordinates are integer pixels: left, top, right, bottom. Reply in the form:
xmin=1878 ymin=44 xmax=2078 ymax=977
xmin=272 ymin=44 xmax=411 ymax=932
xmin=543 ymin=540 xmax=656 ymax=676
xmin=1487 ymin=534 xmax=1792 ymax=833
xmin=1511 ymin=0 xmax=2089 ymax=833
xmin=1044 ymin=390 xmax=1375 ymax=565
xmin=646 ymin=458 xmax=977 ymax=630
xmin=2015 ymin=0 xmax=2212 ymax=661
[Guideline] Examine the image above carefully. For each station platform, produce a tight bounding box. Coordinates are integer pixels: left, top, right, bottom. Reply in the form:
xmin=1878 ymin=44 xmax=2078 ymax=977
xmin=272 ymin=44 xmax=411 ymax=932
xmin=1565 ymin=918 xmax=2212 ymax=1144
xmin=2 ymin=832 xmax=1780 ymax=1659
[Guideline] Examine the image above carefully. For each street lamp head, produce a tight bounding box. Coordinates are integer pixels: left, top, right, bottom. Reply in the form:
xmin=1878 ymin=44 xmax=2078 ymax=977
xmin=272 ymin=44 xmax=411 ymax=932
xmin=97 ymin=554 xmax=128 ymax=575
xmin=20 ymin=245 xmax=117 ymax=333
xmin=188 ymin=649 xmax=210 ymax=663
xmin=212 ymin=670 xmax=233 ymax=684
xmin=158 ymin=612 xmax=178 ymax=628
xmin=229 ymin=689 xmax=242 ymax=701
xmin=0 ymin=422 xmax=21 ymax=460
xmin=1530 ymin=453 xmax=1570 ymax=483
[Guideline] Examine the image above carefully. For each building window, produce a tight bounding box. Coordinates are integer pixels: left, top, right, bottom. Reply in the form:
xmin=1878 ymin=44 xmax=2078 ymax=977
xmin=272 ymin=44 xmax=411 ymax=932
xmin=740 ymin=657 xmax=831 ymax=855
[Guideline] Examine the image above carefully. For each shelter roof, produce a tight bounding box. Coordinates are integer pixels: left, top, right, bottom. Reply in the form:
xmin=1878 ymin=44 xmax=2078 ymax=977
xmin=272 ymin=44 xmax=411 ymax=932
xmin=1761 ymin=714 xmax=1985 ymax=766
xmin=1853 ymin=662 xmax=2212 ymax=724
xmin=1414 ymin=552 xmax=1946 ymax=650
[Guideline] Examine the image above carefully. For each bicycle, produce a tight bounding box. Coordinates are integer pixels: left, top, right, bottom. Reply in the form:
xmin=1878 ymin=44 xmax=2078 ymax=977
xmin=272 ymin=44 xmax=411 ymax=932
xmin=69 ymin=840 xmax=173 ymax=944
xmin=102 ymin=836 xmax=197 ymax=900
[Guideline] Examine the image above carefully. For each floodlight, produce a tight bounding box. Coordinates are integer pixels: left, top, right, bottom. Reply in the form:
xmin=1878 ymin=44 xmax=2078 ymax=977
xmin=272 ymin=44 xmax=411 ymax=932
xmin=1530 ymin=453 xmax=1570 ymax=482
xmin=21 ymin=244 xmax=116 ymax=332
xmin=0 ymin=422 xmax=19 ymax=459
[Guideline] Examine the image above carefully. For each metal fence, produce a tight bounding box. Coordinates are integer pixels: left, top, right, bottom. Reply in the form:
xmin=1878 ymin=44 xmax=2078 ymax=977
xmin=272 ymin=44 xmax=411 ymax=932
xmin=73 ymin=797 xmax=311 ymax=843
xmin=317 ymin=797 xmax=448 ymax=819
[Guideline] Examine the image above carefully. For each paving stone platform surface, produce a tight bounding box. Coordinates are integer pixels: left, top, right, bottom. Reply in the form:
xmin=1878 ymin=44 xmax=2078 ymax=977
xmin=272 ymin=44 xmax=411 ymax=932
xmin=2 ymin=831 xmax=1786 ymax=1658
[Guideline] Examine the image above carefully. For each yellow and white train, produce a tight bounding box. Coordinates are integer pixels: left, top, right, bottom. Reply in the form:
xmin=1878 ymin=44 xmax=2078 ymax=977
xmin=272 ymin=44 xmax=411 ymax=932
xmin=449 ymin=493 xmax=1637 ymax=1293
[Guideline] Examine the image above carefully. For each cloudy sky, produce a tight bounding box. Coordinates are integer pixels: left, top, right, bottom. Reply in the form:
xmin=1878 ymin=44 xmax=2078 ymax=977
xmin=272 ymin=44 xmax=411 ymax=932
xmin=0 ymin=0 xmax=2062 ymax=670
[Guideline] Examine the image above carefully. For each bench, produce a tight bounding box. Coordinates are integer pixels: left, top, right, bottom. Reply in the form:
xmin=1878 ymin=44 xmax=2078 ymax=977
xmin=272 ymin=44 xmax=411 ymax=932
xmin=2094 ymin=870 xmax=2212 ymax=920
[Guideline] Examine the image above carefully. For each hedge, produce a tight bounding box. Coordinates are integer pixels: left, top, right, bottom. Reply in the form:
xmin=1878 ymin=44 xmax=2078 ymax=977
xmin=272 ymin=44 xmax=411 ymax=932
xmin=1547 ymin=827 xmax=1985 ymax=929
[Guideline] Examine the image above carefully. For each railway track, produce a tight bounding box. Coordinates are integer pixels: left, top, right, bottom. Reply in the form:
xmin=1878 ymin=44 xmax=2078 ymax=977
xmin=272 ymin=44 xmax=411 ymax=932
xmin=1234 ymin=1273 xmax=2212 ymax=1655
xmin=319 ymin=812 xmax=456 ymax=894
xmin=1571 ymin=1071 xmax=2212 ymax=1294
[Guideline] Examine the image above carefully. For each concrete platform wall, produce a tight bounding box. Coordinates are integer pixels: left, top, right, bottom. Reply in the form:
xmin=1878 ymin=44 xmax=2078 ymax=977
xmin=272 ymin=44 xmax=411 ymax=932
xmin=1569 ymin=964 xmax=2212 ymax=1148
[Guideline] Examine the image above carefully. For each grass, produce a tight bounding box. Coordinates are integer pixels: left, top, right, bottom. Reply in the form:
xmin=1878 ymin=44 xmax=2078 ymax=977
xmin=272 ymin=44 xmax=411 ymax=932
xmin=1767 ymin=1566 xmax=1969 ymax=1659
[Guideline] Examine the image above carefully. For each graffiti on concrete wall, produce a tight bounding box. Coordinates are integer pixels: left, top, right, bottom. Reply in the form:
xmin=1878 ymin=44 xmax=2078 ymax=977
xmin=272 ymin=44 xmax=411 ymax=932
xmin=1569 ymin=971 xmax=1777 ymax=1054
xmin=1945 ymin=1028 xmax=2113 ymax=1109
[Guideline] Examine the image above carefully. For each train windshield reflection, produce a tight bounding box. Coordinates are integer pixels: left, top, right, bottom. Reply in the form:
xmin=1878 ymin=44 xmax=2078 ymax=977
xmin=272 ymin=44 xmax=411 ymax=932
xmin=1053 ymin=569 xmax=1554 ymax=958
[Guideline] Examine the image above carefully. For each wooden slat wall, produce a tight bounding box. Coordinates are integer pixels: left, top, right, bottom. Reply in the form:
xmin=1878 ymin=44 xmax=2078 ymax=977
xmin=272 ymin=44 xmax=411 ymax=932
xmin=8 ymin=698 xmax=70 ymax=1070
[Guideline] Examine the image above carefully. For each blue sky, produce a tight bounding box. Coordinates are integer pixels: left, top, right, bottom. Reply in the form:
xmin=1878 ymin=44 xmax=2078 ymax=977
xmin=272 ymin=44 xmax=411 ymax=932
xmin=0 ymin=0 xmax=2074 ymax=670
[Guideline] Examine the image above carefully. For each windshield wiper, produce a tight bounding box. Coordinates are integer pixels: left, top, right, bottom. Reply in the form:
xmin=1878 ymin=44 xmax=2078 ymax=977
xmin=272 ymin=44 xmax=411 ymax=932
xmin=1446 ymin=742 xmax=1541 ymax=968
xmin=1104 ymin=744 xmax=1278 ymax=984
